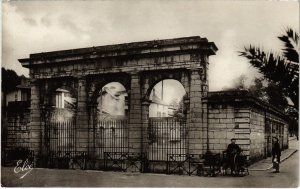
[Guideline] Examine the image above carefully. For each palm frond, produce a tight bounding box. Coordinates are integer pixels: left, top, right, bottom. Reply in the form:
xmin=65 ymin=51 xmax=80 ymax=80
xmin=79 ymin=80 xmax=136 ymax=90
xmin=278 ymin=28 xmax=299 ymax=63
xmin=239 ymin=45 xmax=299 ymax=108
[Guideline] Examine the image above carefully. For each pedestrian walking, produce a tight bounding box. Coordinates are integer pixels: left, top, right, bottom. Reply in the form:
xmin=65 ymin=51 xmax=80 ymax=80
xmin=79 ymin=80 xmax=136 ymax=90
xmin=272 ymin=137 xmax=281 ymax=173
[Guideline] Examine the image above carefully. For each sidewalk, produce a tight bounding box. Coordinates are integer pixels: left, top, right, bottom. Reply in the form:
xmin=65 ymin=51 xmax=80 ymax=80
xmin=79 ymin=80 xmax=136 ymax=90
xmin=248 ymin=137 xmax=298 ymax=171
xmin=2 ymin=149 xmax=298 ymax=187
xmin=1 ymin=138 xmax=298 ymax=187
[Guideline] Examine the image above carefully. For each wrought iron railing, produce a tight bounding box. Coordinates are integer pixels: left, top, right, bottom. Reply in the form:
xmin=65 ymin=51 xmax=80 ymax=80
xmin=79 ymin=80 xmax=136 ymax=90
xmin=44 ymin=121 xmax=77 ymax=169
xmin=147 ymin=117 xmax=187 ymax=162
xmin=94 ymin=119 xmax=129 ymax=160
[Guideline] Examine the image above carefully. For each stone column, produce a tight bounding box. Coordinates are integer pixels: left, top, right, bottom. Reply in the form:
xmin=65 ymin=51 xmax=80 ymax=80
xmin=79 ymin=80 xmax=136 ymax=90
xmin=187 ymin=69 xmax=207 ymax=155
xmin=128 ymin=73 xmax=142 ymax=154
xmin=76 ymin=77 xmax=89 ymax=154
xmin=29 ymin=79 xmax=43 ymax=163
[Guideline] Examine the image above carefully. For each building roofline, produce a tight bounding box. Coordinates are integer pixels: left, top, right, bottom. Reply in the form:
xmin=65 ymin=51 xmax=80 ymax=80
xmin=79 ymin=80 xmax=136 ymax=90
xmin=18 ymin=36 xmax=218 ymax=68
xmin=204 ymin=90 xmax=287 ymax=119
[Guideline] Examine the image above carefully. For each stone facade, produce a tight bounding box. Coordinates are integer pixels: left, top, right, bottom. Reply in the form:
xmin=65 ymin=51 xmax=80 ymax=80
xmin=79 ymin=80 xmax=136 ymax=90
xmin=204 ymin=91 xmax=289 ymax=162
xmin=11 ymin=36 xmax=289 ymax=170
xmin=18 ymin=36 xmax=217 ymax=166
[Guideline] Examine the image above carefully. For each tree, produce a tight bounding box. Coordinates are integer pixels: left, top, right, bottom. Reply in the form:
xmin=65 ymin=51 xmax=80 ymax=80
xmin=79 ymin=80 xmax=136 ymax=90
xmin=172 ymin=94 xmax=187 ymax=119
xmin=239 ymin=28 xmax=299 ymax=139
xmin=239 ymin=28 xmax=299 ymax=110
xmin=2 ymin=67 xmax=21 ymax=94
xmin=229 ymin=74 xmax=248 ymax=91
xmin=224 ymin=75 xmax=288 ymax=110
xmin=247 ymin=78 xmax=268 ymax=102
xmin=2 ymin=68 xmax=22 ymax=112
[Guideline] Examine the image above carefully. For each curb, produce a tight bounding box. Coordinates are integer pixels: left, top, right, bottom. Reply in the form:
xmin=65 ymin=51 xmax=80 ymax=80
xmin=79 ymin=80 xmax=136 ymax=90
xmin=249 ymin=149 xmax=297 ymax=171
xmin=265 ymin=149 xmax=298 ymax=170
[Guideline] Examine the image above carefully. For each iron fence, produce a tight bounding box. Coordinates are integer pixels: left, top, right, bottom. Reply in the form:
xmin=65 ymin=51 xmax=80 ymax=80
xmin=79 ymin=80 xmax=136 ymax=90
xmin=146 ymin=117 xmax=187 ymax=173
xmin=44 ymin=121 xmax=77 ymax=169
xmin=93 ymin=119 xmax=129 ymax=169
xmin=167 ymin=154 xmax=203 ymax=175
xmin=104 ymin=152 xmax=145 ymax=172
xmin=3 ymin=117 xmax=230 ymax=176
xmin=47 ymin=151 xmax=87 ymax=169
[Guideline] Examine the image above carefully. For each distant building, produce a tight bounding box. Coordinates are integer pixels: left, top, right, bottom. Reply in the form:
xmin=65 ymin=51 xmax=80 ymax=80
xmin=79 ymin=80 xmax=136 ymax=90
xmin=149 ymin=89 xmax=168 ymax=117
xmin=4 ymin=76 xmax=30 ymax=107
xmin=50 ymin=88 xmax=76 ymax=122
xmin=5 ymin=85 xmax=30 ymax=107
xmin=149 ymin=89 xmax=179 ymax=118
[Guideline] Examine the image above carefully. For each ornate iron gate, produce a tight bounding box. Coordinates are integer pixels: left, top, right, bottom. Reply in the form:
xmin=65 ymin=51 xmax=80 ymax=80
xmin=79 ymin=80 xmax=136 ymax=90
xmin=93 ymin=119 xmax=129 ymax=171
xmin=146 ymin=117 xmax=187 ymax=173
xmin=167 ymin=154 xmax=203 ymax=175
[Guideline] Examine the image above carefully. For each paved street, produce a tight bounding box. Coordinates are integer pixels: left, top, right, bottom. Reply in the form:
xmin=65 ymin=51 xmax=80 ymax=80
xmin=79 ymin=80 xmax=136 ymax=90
xmin=1 ymin=140 xmax=298 ymax=187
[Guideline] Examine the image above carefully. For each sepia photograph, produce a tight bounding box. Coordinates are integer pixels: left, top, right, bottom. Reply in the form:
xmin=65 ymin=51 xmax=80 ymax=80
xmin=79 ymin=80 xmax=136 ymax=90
xmin=1 ymin=0 xmax=299 ymax=187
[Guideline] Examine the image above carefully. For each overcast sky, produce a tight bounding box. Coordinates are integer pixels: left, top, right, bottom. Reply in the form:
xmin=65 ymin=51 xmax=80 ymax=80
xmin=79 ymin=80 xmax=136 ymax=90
xmin=2 ymin=1 xmax=299 ymax=91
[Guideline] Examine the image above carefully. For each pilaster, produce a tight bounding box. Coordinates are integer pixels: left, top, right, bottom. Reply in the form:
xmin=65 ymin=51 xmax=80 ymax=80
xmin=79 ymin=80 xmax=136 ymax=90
xmin=29 ymin=79 xmax=42 ymax=156
xmin=187 ymin=69 xmax=207 ymax=154
xmin=128 ymin=73 xmax=142 ymax=154
xmin=76 ymin=77 xmax=89 ymax=153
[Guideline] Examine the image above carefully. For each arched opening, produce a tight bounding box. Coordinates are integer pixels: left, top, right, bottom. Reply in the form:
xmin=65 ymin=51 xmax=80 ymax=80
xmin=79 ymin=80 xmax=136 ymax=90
xmin=147 ymin=79 xmax=188 ymax=168
xmin=93 ymin=82 xmax=129 ymax=162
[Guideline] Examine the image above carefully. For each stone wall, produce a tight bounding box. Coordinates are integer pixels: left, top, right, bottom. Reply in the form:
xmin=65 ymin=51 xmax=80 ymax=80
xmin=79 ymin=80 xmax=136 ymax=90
xmin=207 ymin=103 xmax=235 ymax=154
xmin=206 ymin=91 xmax=289 ymax=162
xmin=5 ymin=111 xmax=30 ymax=150
xmin=249 ymin=107 xmax=288 ymax=161
xmin=2 ymin=101 xmax=31 ymax=155
xmin=249 ymin=108 xmax=265 ymax=160
xmin=234 ymin=107 xmax=251 ymax=157
xmin=207 ymin=103 xmax=251 ymax=157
